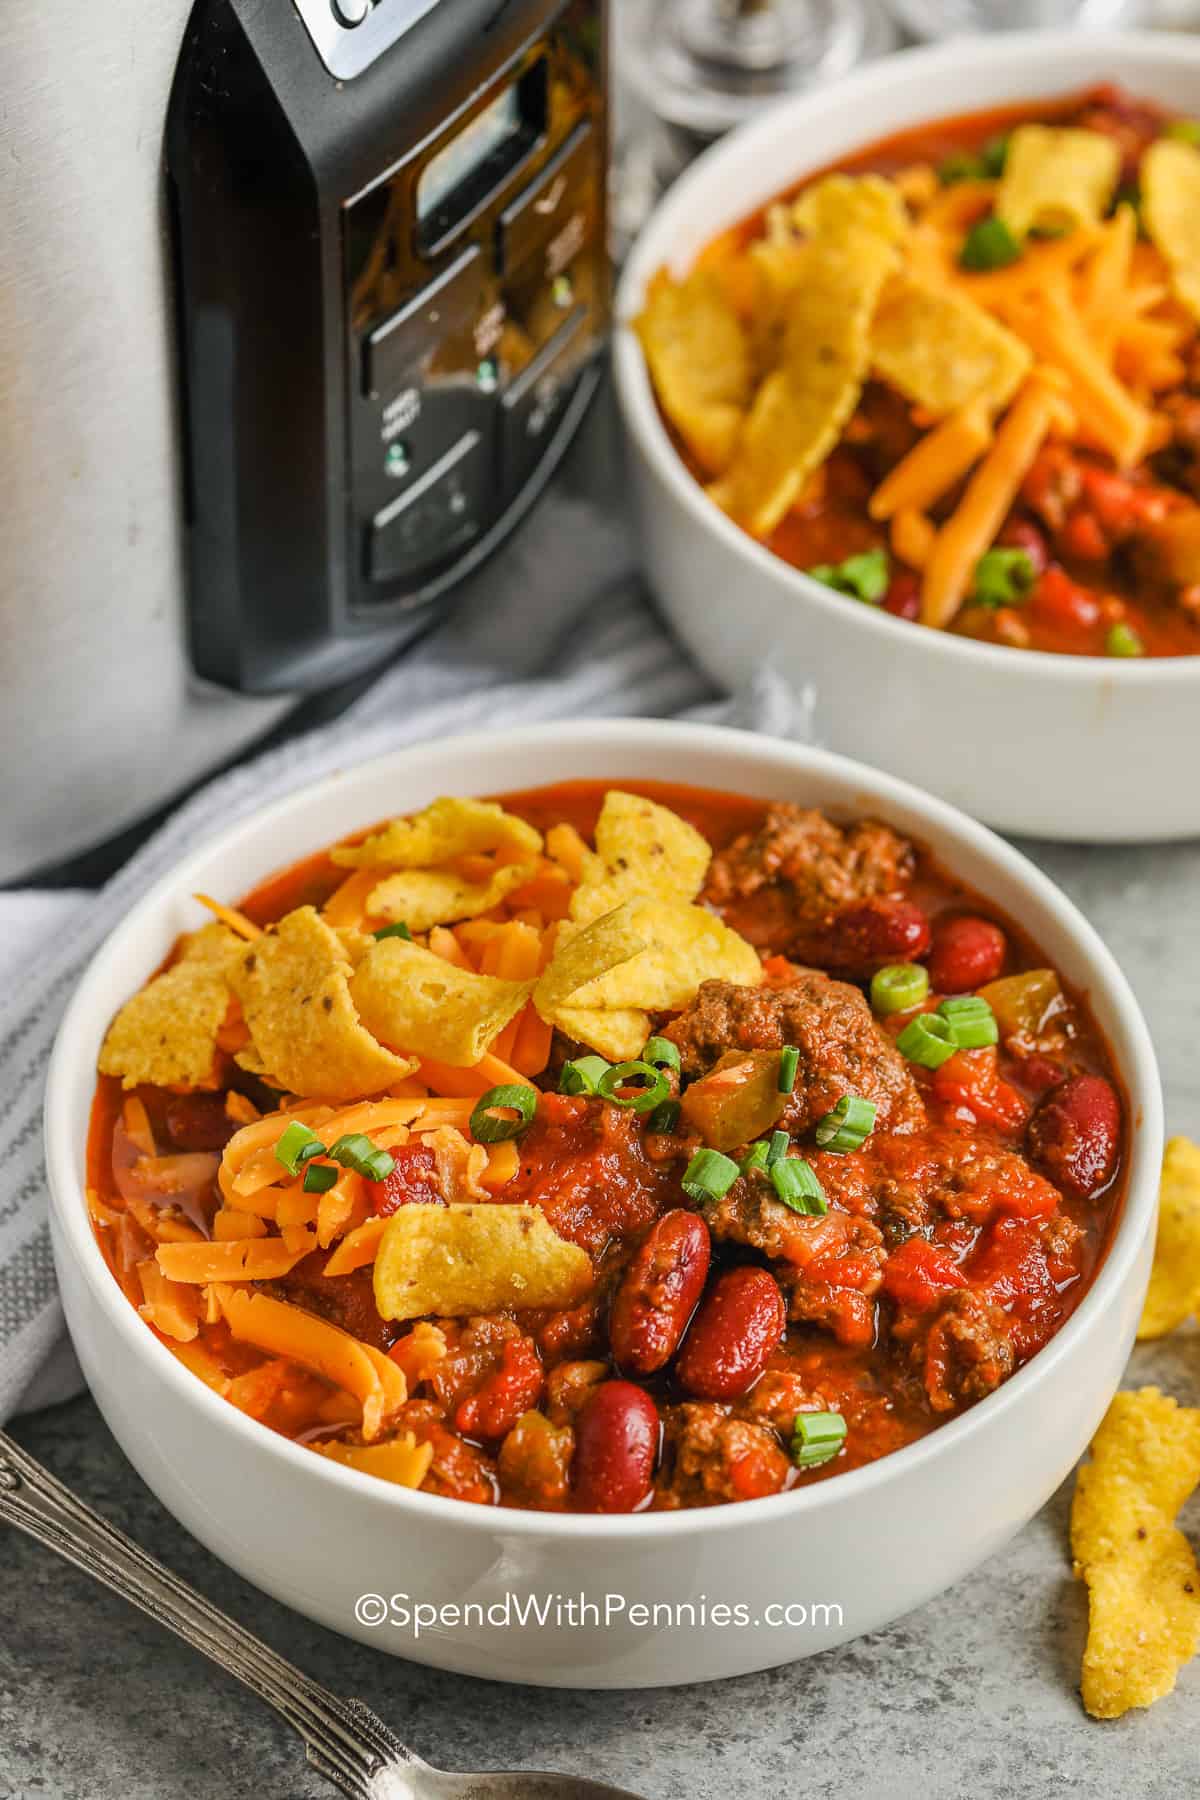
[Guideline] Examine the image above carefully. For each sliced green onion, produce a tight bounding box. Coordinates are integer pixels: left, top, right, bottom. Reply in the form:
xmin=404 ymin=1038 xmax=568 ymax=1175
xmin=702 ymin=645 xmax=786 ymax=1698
xmin=741 ymin=1139 xmax=771 ymax=1174
xmin=771 ymin=1156 xmax=827 ymax=1216
xmin=814 ymin=1094 xmax=878 ymax=1153
xmin=870 ymin=963 xmax=930 ymax=1015
xmin=791 ymin=1410 xmax=847 ymax=1470
xmin=937 ymin=994 xmax=999 ymax=1049
xmin=682 ymin=1148 xmax=741 ymax=1205
xmin=1166 ymin=118 xmax=1200 ymax=144
xmin=641 ymin=1036 xmax=681 ymax=1075
xmin=372 ymin=921 xmax=412 ymax=941
xmin=896 ymin=1012 xmax=958 ymax=1069
xmin=1106 ymin=621 xmax=1144 ymax=659
xmin=939 ymin=135 xmax=1008 ymax=186
xmin=778 ymin=1045 xmax=800 ymax=1093
xmin=979 ymin=133 xmax=1010 ymax=178
xmin=645 ymin=1098 xmax=681 ymax=1135
xmin=806 ymin=547 xmax=890 ymax=605
xmin=598 ymin=1060 xmax=671 ymax=1113
xmin=938 ymin=150 xmax=983 ymax=186
xmin=767 ymin=1129 xmax=790 ymax=1167
xmin=469 ymin=1084 xmax=538 ymax=1143
xmin=972 ymin=547 xmax=1036 ymax=609
xmin=328 ymin=1132 xmax=395 ymax=1183
xmin=559 ymin=1055 xmax=611 ymax=1096
xmin=960 ymin=216 xmax=1021 ymax=272
xmin=302 ymin=1161 xmax=339 ymax=1195
xmin=274 ymin=1121 xmax=326 ymax=1176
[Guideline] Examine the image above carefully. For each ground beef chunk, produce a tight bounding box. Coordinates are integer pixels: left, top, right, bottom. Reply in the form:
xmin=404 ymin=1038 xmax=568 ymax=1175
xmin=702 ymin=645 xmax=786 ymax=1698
xmin=664 ymin=973 xmax=924 ymax=1135
xmin=867 ymin=1131 xmax=1059 ymax=1245
xmin=706 ymin=805 xmax=914 ymax=916
xmin=902 ymin=1289 xmax=1016 ymax=1413
xmin=543 ymin=1359 xmax=608 ymax=1426
xmin=272 ymin=1257 xmax=397 ymax=1354
xmin=399 ymin=1400 xmax=498 ymax=1504
xmin=738 ymin=1365 xmax=824 ymax=1435
xmin=658 ymin=1402 xmax=790 ymax=1505
xmin=1042 ymin=1211 xmax=1084 ymax=1263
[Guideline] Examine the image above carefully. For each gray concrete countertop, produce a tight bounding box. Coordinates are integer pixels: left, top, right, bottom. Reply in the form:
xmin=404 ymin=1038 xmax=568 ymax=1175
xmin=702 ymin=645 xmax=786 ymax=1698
xmin=3 ymin=833 xmax=1199 ymax=1800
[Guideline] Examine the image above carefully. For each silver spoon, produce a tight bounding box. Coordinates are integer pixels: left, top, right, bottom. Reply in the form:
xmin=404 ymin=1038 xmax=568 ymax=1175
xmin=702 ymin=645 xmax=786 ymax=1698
xmin=0 ymin=1430 xmax=646 ymax=1800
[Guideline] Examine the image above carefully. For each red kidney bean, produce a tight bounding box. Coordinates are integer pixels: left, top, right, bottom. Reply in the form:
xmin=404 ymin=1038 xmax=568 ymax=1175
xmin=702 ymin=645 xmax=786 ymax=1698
xmin=927 ymin=914 xmax=1007 ymax=994
xmin=676 ymin=1267 xmax=786 ymax=1401
xmin=572 ymin=1380 xmax=660 ymax=1513
xmin=997 ymin=515 xmax=1049 ymax=574
xmin=1027 ymin=1073 xmax=1122 ymax=1201
xmin=805 ymin=899 xmax=931 ymax=980
xmin=882 ymin=570 xmax=921 ymax=620
xmin=609 ymin=1210 xmax=711 ymax=1375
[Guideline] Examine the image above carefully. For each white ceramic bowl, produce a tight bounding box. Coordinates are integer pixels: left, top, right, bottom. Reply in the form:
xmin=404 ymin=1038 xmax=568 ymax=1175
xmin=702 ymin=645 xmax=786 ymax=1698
xmin=614 ymin=33 xmax=1200 ymax=845
xmin=46 ymin=721 xmax=1162 ymax=1687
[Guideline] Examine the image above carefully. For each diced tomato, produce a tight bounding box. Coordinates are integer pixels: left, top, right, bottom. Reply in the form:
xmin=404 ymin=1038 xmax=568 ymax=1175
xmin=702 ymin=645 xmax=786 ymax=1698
xmin=1079 ymin=465 xmax=1173 ymax=533
xmin=932 ymin=1050 xmax=1030 ymax=1134
xmin=805 ymin=1252 xmax=881 ymax=1290
xmin=883 ymin=1238 xmax=967 ymax=1311
xmin=374 ymin=1143 xmax=442 ymax=1215
xmin=1060 ymin=509 xmax=1109 ymax=563
xmin=455 ymin=1337 xmax=545 ymax=1440
xmin=1031 ymin=566 xmax=1101 ymax=633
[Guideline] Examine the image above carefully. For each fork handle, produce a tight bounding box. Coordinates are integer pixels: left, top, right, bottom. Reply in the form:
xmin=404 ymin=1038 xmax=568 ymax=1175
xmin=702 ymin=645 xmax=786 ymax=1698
xmin=0 ymin=1429 xmax=425 ymax=1799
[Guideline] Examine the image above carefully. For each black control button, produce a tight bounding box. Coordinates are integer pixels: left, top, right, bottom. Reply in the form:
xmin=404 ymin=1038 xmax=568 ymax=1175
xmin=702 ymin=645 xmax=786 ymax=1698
xmin=501 ymin=307 xmax=588 ymax=488
xmin=497 ymin=123 xmax=594 ymax=278
xmin=367 ymin=429 xmax=485 ymax=584
xmin=364 ymin=245 xmax=482 ymax=397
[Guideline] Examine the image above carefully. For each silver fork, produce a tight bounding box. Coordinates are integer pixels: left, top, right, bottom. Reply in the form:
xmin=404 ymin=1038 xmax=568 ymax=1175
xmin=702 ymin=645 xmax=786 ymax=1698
xmin=0 ymin=1430 xmax=646 ymax=1800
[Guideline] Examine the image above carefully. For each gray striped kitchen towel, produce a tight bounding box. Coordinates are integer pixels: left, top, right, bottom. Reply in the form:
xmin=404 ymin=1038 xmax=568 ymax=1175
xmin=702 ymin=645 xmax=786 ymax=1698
xmin=0 ymin=487 xmax=813 ymax=1422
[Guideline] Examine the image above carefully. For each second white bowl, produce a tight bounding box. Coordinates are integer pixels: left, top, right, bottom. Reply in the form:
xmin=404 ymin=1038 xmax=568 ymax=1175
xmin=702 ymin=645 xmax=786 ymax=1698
xmin=614 ymin=32 xmax=1200 ymax=843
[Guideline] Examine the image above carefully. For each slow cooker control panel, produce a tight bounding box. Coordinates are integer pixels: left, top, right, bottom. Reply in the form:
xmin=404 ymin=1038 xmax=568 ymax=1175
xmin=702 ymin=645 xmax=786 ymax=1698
xmin=343 ymin=34 xmax=606 ymax=615
xmin=170 ymin=0 xmax=606 ymax=694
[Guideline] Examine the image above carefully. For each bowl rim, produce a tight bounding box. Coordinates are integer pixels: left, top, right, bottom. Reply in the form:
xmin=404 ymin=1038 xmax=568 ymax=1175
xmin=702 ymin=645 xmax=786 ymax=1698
xmin=45 ymin=717 xmax=1163 ymax=1541
xmin=613 ymin=28 xmax=1200 ymax=685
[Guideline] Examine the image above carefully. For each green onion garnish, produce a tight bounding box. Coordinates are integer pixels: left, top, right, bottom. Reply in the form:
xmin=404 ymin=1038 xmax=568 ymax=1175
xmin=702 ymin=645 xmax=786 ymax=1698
xmin=778 ymin=1045 xmax=800 ymax=1093
xmin=771 ymin=1156 xmax=827 ymax=1215
xmin=960 ymin=216 xmax=1021 ymax=272
xmin=328 ymin=1132 xmax=395 ymax=1183
xmin=372 ymin=921 xmax=413 ymax=941
xmin=791 ymin=1410 xmax=847 ymax=1470
xmin=1166 ymin=118 xmax=1200 ymax=144
xmin=806 ymin=547 xmax=890 ymax=605
xmin=972 ymin=547 xmax=1036 ymax=609
xmin=937 ymin=994 xmax=999 ymax=1049
xmin=870 ymin=963 xmax=930 ymax=1015
xmin=741 ymin=1140 xmax=771 ymax=1174
xmin=767 ymin=1129 xmax=790 ymax=1166
xmin=558 ymin=1055 xmax=611 ymax=1096
xmin=937 ymin=135 xmax=1008 ymax=186
xmin=897 ymin=1012 xmax=958 ymax=1069
xmin=597 ymin=1060 xmax=671 ymax=1114
xmin=938 ymin=150 xmax=983 ymax=186
xmin=682 ymin=1148 xmax=741 ymax=1205
xmin=302 ymin=1161 xmax=339 ymax=1195
xmin=274 ymin=1121 xmax=326 ymax=1176
xmin=1106 ymin=621 xmax=1144 ymax=658
xmin=980 ymin=133 xmax=1010 ymax=178
xmin=469 ymin=1084 xmax=538 ymax=1143
xmin=641 ymin=1035 xmax=682 ymax=1075
xmin=645 ymin=1098 xmax=681 ymax=1135
xmin=814 ymin=1094 xmax=878 ymax=1153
